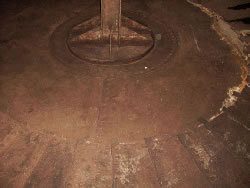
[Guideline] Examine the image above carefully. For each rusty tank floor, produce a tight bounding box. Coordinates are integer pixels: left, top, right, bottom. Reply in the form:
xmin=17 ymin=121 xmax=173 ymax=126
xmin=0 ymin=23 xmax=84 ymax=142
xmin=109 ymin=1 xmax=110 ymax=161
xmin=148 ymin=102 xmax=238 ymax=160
xmin=0 ymin=0 xmax=249 ymax=187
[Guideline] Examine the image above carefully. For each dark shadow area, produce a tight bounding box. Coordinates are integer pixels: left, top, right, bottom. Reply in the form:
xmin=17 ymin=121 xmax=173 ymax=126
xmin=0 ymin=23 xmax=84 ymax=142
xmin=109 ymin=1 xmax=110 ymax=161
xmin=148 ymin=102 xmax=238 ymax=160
xmin=228 ymin=3 xmax=250 ymax=10
xmin=228 ymin=17 xmax=250 ymax=25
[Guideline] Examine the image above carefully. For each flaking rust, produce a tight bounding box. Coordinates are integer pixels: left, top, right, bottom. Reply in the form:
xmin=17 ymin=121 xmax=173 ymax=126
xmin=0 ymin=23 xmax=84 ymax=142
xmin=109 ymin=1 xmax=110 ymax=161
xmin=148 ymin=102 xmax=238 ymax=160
xmin=187 ymin=0 xmax=249 ymax=121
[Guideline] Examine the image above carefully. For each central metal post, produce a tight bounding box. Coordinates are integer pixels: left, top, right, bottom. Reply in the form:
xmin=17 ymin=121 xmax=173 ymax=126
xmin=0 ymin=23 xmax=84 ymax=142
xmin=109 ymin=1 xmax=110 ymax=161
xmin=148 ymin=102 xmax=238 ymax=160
xmin=101 ymin=0 xmax=121 ymax=38
xmin=64 ymin=0 xmax=154 ymax=63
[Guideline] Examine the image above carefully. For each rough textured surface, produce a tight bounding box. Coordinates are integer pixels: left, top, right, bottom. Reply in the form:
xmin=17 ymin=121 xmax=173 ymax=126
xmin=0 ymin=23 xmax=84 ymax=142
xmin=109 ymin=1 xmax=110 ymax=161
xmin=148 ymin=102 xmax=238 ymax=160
xmin=112 ymin=143 xmax=159 ymax=187
xmin=192 ymin=0 xmax=250 ymax=56
xmin=207 ymin=113 xmax=250 ymax=162
xmin=179 ymin=127 xmax=249 ymax=187
xmin=0 ymin=0 xmax=249 ymax=187
xmin=146 ymin=135 xmax=211 ymax=187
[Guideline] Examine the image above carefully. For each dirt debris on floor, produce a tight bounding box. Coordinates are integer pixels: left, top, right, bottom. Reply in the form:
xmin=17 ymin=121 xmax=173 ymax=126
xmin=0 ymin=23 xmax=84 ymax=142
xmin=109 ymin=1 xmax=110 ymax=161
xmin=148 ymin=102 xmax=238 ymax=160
xmin=0 ymin=0 xmax=249 ymax=187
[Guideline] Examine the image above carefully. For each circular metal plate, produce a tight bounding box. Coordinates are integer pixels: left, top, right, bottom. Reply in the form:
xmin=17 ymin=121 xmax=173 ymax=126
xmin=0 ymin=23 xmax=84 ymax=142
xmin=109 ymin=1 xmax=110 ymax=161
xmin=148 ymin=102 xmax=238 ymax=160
xmin=50 ymin=10 xmax=179 ymax=74
xmin=67 ymin=16 xmax=155 ymax=65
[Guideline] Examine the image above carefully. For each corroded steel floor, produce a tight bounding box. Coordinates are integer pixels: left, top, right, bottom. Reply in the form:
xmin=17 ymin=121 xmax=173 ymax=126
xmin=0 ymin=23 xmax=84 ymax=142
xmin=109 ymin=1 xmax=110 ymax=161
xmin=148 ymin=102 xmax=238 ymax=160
xmin=0 ymin=0 xmax=249 ymax=187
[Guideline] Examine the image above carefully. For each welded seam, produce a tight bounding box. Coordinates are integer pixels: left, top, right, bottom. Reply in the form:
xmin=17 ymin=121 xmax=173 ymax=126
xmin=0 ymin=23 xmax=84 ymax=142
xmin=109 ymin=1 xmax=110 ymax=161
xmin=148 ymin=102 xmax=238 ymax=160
xmin=186 ymin=0 xmax=249 ymax=126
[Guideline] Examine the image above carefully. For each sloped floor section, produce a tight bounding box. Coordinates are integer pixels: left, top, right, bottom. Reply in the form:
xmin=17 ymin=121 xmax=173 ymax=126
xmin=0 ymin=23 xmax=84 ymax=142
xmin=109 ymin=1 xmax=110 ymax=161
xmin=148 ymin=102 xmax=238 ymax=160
xmin=0 ymin=0 xmax=249 ymax=187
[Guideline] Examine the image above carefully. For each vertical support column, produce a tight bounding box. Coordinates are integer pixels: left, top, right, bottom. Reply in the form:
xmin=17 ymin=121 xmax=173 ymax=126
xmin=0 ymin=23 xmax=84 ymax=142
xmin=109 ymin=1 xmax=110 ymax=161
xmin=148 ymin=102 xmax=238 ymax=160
xmin=101 ymin=0 xmax=121 ymax=38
